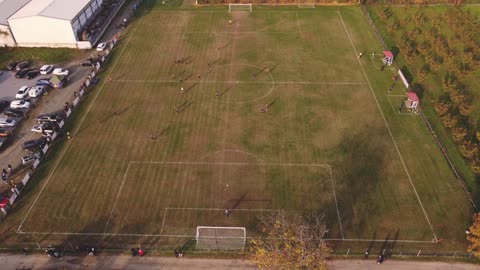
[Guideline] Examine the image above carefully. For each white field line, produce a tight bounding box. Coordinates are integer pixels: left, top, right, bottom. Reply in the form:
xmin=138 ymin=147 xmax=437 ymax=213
xmin=160 ymin=208 xmax=168 ymax=234
xmin=165 ymin=207 xmax=281 ymax=211
xmin=14 ymin=230 xmax=438 ymax=243
xmin=115 ymin=79 xmax=367 ymax=85
xmin=327 ymin=165 xmax=344 ymax=239
xmin=130 ymin=161 xmax=332 ymax=167
xmin=296 ymin=12 xmax=303 ymax=37
xmin=198 ymin=149 xmax=266 ymax=163
xmin=337 ymin=10 xmax=438 ymax=242
xmin=103 ymin=162 xmax=133 ymax=233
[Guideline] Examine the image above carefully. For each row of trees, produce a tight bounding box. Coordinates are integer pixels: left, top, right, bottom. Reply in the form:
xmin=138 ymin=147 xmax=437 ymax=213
xmin=431 ymin=9 xmax=480 ymax=174
xmin=380 ymin=6 xmax=480 ymax=174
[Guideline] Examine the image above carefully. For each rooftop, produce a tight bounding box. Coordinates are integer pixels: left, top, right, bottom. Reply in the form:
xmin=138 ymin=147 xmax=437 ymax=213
xmin=9 ymin=0 xmax=93 ymax=21
xmin=0 ymin=0 xmax=31 ymax=25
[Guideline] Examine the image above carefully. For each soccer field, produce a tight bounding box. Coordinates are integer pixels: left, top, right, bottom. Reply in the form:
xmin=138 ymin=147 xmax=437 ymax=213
xmin=9 ymin=4 xmax=473 ymax=252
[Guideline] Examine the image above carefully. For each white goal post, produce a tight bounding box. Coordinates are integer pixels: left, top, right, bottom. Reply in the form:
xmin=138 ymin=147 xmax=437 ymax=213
xmin=229 ymin=3 xmax=252 ymax=12
xmin=196 ymin=226 xmax=246 ymax=250
xmin=298 ymin=0 xmax=315 ymax=8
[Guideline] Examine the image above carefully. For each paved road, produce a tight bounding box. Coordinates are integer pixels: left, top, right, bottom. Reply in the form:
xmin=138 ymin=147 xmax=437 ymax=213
xmin=1 ymin=255 xmax=479 ymax=270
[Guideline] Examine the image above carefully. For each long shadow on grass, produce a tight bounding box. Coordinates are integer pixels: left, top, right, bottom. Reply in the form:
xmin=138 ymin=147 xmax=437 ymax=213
xmin=334 ymin=126 xmax=390 ymax=239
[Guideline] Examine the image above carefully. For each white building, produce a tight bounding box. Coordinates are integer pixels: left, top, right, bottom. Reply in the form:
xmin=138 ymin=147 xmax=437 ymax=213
xmin=5 ymin=0 xmax=125 ymax=49
xmin=0 ymin=0 xmax=31 ymax=47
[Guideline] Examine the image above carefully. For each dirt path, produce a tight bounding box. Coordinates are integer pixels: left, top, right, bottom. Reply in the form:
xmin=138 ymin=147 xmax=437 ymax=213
xmin=1 ymin=254 xmax=479 ymax=270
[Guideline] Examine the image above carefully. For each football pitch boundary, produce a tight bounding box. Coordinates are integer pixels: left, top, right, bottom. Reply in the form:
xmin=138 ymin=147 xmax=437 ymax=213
xmin=15 ymin=8 xmax=437 ymax=244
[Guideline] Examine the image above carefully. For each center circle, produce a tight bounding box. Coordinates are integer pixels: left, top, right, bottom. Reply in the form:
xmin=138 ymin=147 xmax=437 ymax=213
xmin=204 ymin=64 xmax=275 ymax=104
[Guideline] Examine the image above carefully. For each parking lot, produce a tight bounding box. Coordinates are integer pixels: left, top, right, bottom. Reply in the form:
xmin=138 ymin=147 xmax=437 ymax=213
xmin=0 ymin=62 xmax=92 ymax=191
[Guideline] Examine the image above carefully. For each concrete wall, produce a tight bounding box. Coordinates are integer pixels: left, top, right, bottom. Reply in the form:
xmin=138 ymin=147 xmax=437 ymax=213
xmin=0 ymin=24 xmax=16 ymax=47
xmin=8 ymin=16 xmax=77 ymax=48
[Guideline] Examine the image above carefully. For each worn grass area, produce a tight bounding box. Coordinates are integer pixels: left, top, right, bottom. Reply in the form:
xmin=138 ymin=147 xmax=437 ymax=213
xmin=0 ymin=4 xmax=472 ymax=253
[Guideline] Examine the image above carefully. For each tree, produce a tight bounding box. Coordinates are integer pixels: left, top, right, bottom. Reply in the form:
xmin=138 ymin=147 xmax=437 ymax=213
xmin=459 ymin=140 xmax=478 ymax=160
xmin=467 ymin=213 xmax=480 ymax=257
xmin=250 ymin=211 xmax=331 ymax=270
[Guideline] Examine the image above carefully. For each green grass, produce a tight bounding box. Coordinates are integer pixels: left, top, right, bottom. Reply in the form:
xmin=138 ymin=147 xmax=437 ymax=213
xmin=0 ymin=47 xmax=86 ymax=69
xmin=0 ymin=4 xmax=473 ymax=254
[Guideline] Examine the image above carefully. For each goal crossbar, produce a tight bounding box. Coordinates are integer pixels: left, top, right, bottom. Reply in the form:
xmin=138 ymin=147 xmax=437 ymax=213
xmin=229 ymin=3 xmax=252 ymax=12
xmin=196 ymin=226 xmax=246 ymax=250
xmin=297 ymin=0 xmax=315 ymax=8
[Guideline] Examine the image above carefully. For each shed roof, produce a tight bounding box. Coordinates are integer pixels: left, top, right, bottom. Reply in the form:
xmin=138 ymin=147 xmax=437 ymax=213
xmin=383 ymin=50 xmax=394 ymax=58
xmin=407 ymin=92 xmax=419 ymax=102
xmin=0 ymin=0 xmax=31 ymax=25
xmin=9 ymin=0 xmax=93 ymax=21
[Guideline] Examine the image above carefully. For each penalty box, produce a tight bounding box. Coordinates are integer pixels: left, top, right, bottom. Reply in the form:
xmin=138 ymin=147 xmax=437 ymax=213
xmin=105 ymin=161 xmax=342 ymax=237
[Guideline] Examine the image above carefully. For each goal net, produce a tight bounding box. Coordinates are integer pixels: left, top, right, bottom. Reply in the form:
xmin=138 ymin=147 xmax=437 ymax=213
xmin=298 ymin=0 xmax=315 ymax=8
xmin=229 ymin=3 xmax=252 ymax=12
xmin=196 ymin=226 xmax=246 ymax=251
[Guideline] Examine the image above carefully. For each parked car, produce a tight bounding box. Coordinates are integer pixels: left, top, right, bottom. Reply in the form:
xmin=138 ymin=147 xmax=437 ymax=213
xmin=28 ymin=86 xmax=44 ymax=98
xmin=21 ymin=152 xmax=40 ymax=165
xmin=0 ymin=101 xmax=10 ymax=112
xmin=36 ymin=113 xmax=61 ymax=123
xmin=36 ymin=78 xmax=51 ymax=86
xmin=80 ymin=59 xmax=94 ymax=67
xmin=15 ymin=68 xmax=32 ymax=78
xmin=6 ymin=62 xmax=18 ymax=71
xmin=96 ymin=42 xmax=107 ymax=51
xmin=4 ymin=108 xmax=25 ymax=118
xmin=0 ymin=128 xmax=12 ymax=137
xmin=10 ymin=100 xmax=31 ymax=109
xmin=16 ymin=86 xmax=31 ymax=99
xmin=26 ymin=70 xmax=40 ymax=80
xmin=52 ymin=68 xmax=69 ymax=76
xmin=22 ymin=137 xmax=47 ymax=151
xmin=31 ymin=122 xmax=58 ymax=134
xmin=39 ymin=65 xmax=54 ymax=75
xmin=16 ymin=61 xmax=30 ymax=71
xmin=0 ymin=118 xmax=16 ymax=127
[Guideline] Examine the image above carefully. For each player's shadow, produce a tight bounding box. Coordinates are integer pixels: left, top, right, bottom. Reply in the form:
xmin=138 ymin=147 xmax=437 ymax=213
xmin=150 ymin=126 xmax=170 ymax=140
xmin=218 ymin=85 xmax=233 ymax=97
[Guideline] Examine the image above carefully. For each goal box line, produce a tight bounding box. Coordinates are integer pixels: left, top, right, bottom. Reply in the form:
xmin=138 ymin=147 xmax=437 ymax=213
xmin=229 ymin=3 xmax=252 ymax=12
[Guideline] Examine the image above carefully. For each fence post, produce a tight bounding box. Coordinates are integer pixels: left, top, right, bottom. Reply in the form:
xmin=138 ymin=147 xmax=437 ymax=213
xmin=417 ymin=250 xmax=421 ymax=256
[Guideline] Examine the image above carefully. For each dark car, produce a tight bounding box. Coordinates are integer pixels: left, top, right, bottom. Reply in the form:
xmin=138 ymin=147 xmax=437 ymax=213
xmin=36 ymin=78 xmax=51 ymax=86
xmin=4 ymin=108 xmax=25 ymax=118
xmin=26 ymin=70 xmax=40 ymax=80
xmin=16 ymin=61 xmax=30 ymax=71
xmin=80 ymin=59 xmax=94 ymax=67
xmin=0 ymin=101 xmax=10 ymax=112
xmin=0 ymin=128 xmax=12 ymax=137
xmin=15 ymin=69 xmax=32 ymax=78
xmin=22 ymin=137 xmax=47 ymax=151
xmin=6 ymin=62 xmax=18 ymax=71
xmin=36 ymin=113 xmax=62 ymax=123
